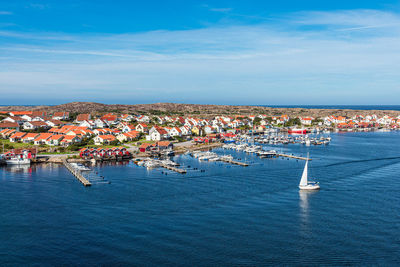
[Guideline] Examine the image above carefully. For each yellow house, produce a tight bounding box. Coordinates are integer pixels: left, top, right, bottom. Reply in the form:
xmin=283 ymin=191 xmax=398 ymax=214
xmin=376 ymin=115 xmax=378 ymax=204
xmin=191 ymin=126 xmax=201 ymax=136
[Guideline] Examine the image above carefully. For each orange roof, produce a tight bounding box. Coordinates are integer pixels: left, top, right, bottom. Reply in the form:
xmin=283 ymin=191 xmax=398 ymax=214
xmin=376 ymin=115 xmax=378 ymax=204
xmin=10 ymin=132 xmax=26 ymax=139
xmin=34 ymin=133 xmax=53 ymax=141
xmin=61 ymin=135 xmax=76 ymax=141
xmin=97 ymin=135 xmax=116 ymax=141
xmin=23 ymin=133 xmax=40 ymax=139
xmin=10 ymin=111 xmax=33 ymax=116
xmin=157 ymin=141 xmax=171 ymax=147
xmin=0 ymin=122 xmax=19 ymax=128
xmin=139 ymin=143 xmax=155 ymax=149
xmin=48 ymin=134 xmax=64 ymax=140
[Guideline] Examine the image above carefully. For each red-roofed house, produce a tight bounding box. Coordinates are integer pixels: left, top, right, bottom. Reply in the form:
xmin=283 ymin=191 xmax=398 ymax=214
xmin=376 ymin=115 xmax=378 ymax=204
xmin=75 ymin=114 xmax=91 ymax=123
xmin=46 ymin=135 xmax=65 ymax=146
xmin=148 ymin=126 xmax=169 ymax=141
xmin=94 ymin=135 xmax=116 ymax=145
xmin=9 ymin=132 xmax=27 ymax=142
xmin=21 ymin=133 xmax=40 ymax=143
xmin=0 ymin=122 xmax=20 ymax=130
xmin=60 ymin=135 xmax=81 ymax=146
xmin=52 ymin=112 xmax=70 ymax=120
xmin=33 ymin=133 xmax=53 ymax=145
xmin=23 ymin=121 xmax=49 ymax=130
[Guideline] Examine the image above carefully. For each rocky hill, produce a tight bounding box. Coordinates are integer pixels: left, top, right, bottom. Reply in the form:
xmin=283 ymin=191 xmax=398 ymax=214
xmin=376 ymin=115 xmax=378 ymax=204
xmin=1 ymin=102 xmax=399 ymax=118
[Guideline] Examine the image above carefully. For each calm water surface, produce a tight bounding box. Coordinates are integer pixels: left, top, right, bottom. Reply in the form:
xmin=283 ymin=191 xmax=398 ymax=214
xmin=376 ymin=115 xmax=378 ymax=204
xmin=1 ymin=131 xmax=400 ymax=266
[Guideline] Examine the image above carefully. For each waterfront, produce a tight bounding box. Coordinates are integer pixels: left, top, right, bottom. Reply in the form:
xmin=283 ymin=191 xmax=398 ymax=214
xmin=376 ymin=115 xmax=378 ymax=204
xmin=1 ymin=131 xmax=400 ymax=265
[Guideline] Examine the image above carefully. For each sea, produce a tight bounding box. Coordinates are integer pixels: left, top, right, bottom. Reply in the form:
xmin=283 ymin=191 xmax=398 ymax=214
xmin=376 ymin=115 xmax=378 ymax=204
xmin=262 ymin=105 xmax=400 ymax=111
xmin=1 ymin=131 xmax=400 ymax=266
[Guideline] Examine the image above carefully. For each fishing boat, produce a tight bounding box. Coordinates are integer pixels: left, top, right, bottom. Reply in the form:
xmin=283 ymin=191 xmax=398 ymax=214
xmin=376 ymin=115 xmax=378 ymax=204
xmin=6 ymin=157 xmax=31 ymax=165
xmin=299 ymin=156 xmax=320 ymax=190
xmin=288 ymin=128 xmax=307 ymax=134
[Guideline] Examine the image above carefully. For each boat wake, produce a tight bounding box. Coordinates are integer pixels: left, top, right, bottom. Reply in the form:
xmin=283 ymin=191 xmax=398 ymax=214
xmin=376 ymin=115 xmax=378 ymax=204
xmin=322 ymin=156 xmax=400 ymax=168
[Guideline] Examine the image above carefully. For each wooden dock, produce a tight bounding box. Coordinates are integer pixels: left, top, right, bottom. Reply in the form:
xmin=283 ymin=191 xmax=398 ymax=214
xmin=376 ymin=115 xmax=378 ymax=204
xmin=277 ymin=154 xmax=311 ymax=161
xmin=220 ymin=158 xmax=249 ymax=166
xmin=62 ymin=159 xmax=91 ymax=186
xmin=161 ymin=164 xmax=187 ymax=174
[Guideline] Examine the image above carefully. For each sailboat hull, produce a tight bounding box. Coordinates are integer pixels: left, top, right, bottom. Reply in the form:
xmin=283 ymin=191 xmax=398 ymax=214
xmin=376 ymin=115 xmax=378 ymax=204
xmin=299 ymin=184 xmax=320 ymax=190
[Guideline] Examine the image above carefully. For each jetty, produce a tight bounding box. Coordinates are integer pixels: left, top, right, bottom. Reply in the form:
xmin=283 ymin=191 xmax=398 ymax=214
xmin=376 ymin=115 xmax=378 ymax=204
xmin=161 ymin=164 xmax=187 ymax=174
xmin=62 ymin=159 xmax=91 ymax=186
xmin=220 ymin=158 xmax=249 ymax=166
xmin=277 ymin=154 xmax=311 ymax=161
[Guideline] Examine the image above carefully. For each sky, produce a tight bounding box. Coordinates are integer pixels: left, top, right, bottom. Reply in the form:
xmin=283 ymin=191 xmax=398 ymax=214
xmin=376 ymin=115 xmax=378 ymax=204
xmin=1 ymin=0 xmax=400 ymax=105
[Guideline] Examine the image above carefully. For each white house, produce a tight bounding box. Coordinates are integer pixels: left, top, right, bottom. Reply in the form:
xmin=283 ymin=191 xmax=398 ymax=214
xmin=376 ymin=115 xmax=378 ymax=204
xmin=168 ymin=127 xmax=182 ymax=137
xmin=136 ymin=123 xmax=149 ymax=133
xmin=23 ymin=121 xmax=49 ymax=130
xmin=148 ymin=126 xmax=169 ymax=141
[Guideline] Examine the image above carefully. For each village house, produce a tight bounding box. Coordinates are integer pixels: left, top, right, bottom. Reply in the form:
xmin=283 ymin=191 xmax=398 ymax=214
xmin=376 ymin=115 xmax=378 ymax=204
xmin=93 ymin=128 xmax=112 ymax=135
xmin=20 ymin=114 xmax=34 ymax=121
xmin=139 ymin=143 xmax=155 ymax=153
xmin=46 ymin=135 xmax=65 ymax=146
xmin=92 ymin=118 xmax=107 ymax=128
xmin=9 ymin=132 xmax=27 ymax=142
xmin=94 ymin=135 xmax=117 ymax=145
xmin=179 ymin=126 xmax=191 ymax=136
xmin=203 ymin=125 xmax=215 ymax=135
xmin=79 ymin=120 xmax=94 ymax=129
xmin=9 ymin=111 xmax=32 ymax=117
xmin=0 ymin=129 xmax=15 ymax=138
xmin=101 ymin=113 xmax=119 ymax=125
xmin=33 ymin=133 xmax=53 ymax=145
xmin=3 ymin=116 xmax=25 ymax=125
xmin=116 ymin=131 xmax=139 ymax=143
xmin=122 ymin=124 xmax=136 ymax=133
xmin=300 ymin=117 xmax=313 ymax=125
xmin=60 ymin=135 xmax=81 ymax=146
xmin=45 ymin=119 xmax=64 ymax=128
xmin=191 ymin=126 xmax=201 ymax=136
xmin=0 ymin=122 xmax=20 ymax=130
xmin=148 ymin=126 xmax=169 ymax=141
xmin=23 ymin=121 xmax=49 ymax=130
xmin=136 ymin=115 xmax=150 ymax=123
xmin=166 ymin=127 xmax=182 ymax=137
xmin=21 ymin=133 xmax=40 ymax=143
xmin=32 ymin=111 xmax=47 ymax=118
xmin=135 ymin=123 xmax=149 ymax=133
xmin=52 ymin=111 xmax=70 ymax=120
xmin=156 ymin=141 xmax=173 ymax=150
xmin=120 ymin=114 xmax=134 ymax=122
xmin=75 ymin=114 xmax=91 ymax=123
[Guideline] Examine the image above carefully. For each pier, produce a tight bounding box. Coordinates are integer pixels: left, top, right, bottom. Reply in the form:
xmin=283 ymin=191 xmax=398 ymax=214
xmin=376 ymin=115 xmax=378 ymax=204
xmin=277 ymin=154 xmax=311 ymax=161
xmin=62 ymin=159 xmax=91 ymax=186
xmin=220 ymin=158 xmax=249 ymax=166
xmin=161 ymin=164 xmax=187 ymax=174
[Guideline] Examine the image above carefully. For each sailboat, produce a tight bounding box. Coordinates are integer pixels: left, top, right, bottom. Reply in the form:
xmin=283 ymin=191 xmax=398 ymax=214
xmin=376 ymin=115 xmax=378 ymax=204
xmin=299 ymin=156 xmax=320 ymax=190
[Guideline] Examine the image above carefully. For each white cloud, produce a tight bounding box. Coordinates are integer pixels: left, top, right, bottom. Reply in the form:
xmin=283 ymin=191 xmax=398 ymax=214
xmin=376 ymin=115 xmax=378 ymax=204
xmin=209 ymin=7 xmax=232 ymax=13
xmin=0 ymin=11 xmax=13 ymax=15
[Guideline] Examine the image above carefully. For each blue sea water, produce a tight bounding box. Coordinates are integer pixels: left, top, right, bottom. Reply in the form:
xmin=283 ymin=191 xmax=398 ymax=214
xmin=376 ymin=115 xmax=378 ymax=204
xmin=263 ymin=105 xmax=400 ymax=111
xmin=1 ymin=104 xmax=400 ymax=111
xmin=1 ymin=131 xmax=400 ymax=266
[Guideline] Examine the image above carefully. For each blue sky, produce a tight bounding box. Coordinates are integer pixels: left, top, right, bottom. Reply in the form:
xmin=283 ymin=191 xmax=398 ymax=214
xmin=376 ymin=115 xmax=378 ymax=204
xmin=1 ymin=0 xmax=400 ymax=105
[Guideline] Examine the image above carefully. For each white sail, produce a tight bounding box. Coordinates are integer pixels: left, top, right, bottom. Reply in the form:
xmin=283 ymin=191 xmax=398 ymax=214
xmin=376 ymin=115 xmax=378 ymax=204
xmin=299 ymin=160 xmax=308 ymax=186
